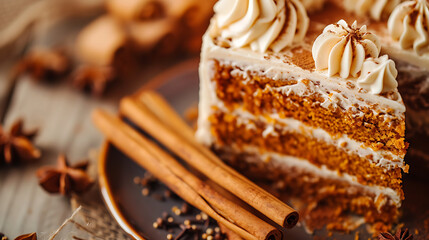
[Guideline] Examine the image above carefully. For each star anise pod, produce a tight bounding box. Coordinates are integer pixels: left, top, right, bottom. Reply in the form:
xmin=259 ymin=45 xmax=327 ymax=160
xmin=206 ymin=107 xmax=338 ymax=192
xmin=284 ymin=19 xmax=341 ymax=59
xmin=0 ymin=233 xmax=8 ymax=240
xmin=13 ymin=48 xmax=70 ymax=82
xmin=379 ymin=228 xmax=413 ymax=240
xmin=71 ymin=65 xmax=116 ymax=96
xmin=0 ymin=119 xmax=40 ymax=165
xmin=14 ymin=233 xmax=37 ymax=240
xmin=36 ymin=154 xmax=94 ymax=195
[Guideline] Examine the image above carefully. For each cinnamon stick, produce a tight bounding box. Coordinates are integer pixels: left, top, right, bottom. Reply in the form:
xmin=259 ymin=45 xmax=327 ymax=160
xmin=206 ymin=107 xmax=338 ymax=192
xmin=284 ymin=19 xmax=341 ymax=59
xmin=92 ymin=109 xmax=282 ymax=240
xmin=120 ymin=92 xmax=299 ymax=228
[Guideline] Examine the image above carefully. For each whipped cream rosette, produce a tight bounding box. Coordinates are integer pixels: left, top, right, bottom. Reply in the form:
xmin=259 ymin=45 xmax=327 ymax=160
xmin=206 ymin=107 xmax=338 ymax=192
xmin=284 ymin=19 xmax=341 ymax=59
xmin=358 ymin=55 xmax=399 ymax=94
xmin=344 ymin=0 xmax=400 ymax=20
xmin=213 ymin=0 xmax=309 ymax=52
xmin=388 ymin=0 xmax=429 ymax=56
xmin=312 ymin=20 xmax=381 ymax=78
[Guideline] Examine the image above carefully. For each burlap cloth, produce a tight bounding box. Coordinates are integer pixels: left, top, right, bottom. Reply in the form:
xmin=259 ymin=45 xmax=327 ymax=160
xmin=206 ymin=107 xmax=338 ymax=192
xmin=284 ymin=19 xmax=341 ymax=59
xmin=46 ymin=150 xmax=130 ymax=240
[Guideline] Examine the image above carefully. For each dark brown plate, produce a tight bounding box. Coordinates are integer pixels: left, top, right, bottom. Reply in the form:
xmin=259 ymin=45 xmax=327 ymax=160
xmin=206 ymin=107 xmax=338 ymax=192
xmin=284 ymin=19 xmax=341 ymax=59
xmin=98 ymin=59 xmax=429 ymax=240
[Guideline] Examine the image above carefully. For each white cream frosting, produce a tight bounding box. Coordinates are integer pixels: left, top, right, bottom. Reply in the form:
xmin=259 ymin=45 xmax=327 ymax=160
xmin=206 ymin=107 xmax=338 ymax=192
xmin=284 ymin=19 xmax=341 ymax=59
xmin=212 ymin=0 xmax=309 ymax=53
xmin=358 ymin=55 xmax=399 ymax=94
xmin=312 ymin=20 xmax=381 ymax=79
xmin=344 ymin=0 xmax=400 ymax=21
xmin=388 ymin=0 xmax=429 ymax=56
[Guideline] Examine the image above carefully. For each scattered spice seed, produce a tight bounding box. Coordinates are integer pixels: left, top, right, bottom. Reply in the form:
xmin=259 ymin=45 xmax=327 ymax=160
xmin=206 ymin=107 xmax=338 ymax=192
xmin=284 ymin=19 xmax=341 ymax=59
xmin=153 ymin=193 xmax=165 ymax=201
xmin=181 ymin=203 xmax=190 ymax=215
xmin=135 ymin=174 xmax=227 ymax=240
xmin=133 ymin=176 xmax=141 ymax=184
xmin=164 ymin=189 xmax=173 ymax=198
xmin=214 ymin=233 xmax=223 ymax=240
xmin=175 ymin=226 xmax=189 ymax=240
xmin=142 ymin=188 xmax=150 ymax=196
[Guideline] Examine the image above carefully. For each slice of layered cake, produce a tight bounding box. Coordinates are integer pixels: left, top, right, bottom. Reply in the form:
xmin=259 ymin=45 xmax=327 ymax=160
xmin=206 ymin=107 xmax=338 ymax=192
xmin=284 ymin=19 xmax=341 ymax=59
xmin=197 ymin=0 xmax=408 ymax=232
xmin=332 ymin=0 xmax=429 ymax=178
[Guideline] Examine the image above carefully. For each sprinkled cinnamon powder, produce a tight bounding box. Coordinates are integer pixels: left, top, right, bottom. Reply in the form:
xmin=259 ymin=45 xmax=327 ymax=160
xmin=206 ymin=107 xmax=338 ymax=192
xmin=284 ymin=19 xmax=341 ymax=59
xmin=291 ymin=47 xmax=315 ymax=71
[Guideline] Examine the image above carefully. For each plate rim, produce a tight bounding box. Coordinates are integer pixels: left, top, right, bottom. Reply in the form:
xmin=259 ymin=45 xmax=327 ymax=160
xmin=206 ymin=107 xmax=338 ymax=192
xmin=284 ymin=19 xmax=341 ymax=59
xmin=98 ymin=58 xmax=200 ymax=240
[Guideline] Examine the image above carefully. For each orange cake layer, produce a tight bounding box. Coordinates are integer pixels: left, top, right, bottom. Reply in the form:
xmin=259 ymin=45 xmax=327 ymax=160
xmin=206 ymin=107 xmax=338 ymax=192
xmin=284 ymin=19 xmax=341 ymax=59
xmin=214 ymin=148 xmax=400 ymax=231
xmin=209 ymin=111 xmax=403 ymax=195
xmin=212 ymin=61 xmax=407 ymax=155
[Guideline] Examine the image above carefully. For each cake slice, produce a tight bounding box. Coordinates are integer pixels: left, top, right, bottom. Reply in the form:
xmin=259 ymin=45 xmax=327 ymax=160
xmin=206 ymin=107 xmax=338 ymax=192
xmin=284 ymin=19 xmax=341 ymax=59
xmin=316 ymin=0 xmax=429 ymax=178
xmin=197 ymin=0 xmax=408 ymax=232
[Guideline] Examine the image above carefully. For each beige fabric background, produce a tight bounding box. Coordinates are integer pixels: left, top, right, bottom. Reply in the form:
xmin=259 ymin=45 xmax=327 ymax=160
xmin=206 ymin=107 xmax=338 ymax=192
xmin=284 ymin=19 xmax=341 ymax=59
xmin=0 ymin=0 xmax=103 ymax=59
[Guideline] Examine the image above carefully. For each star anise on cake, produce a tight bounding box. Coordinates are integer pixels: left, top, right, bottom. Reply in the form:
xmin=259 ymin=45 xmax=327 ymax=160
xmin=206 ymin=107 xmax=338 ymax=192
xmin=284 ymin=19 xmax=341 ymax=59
xmin=13 ymin=48 xmax=70 ymax=82
xmin=71 ymin=65 xmax=116 ymax=96
xmin=379 ymin=228 xmax=413 ymax=240
xmin=14 ymin=233 xmax=37 ymax=240
xmin=36 ymin=154 xmax=94 ymax=195
xmin=0 ymin=119 xmax=40 ymax=166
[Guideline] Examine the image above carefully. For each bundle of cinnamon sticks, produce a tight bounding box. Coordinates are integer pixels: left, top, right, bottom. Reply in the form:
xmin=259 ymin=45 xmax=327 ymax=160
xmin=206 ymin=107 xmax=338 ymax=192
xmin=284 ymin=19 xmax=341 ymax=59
xmin=92 ymin=90 xmax=299 ymax=240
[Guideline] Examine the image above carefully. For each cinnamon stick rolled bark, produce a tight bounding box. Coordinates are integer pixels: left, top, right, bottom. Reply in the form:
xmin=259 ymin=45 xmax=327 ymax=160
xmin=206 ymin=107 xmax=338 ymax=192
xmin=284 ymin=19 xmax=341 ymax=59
xmin=120 ymin=92 xmax=299 ymax=228
xmin=92 ymin=109 xmax=282 ymax=240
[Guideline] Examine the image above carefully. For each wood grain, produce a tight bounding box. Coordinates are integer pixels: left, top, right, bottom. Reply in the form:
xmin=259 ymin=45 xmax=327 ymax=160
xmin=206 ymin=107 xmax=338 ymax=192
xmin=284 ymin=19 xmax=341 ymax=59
xmin=0 ymin=76 xmax=115 ymax=237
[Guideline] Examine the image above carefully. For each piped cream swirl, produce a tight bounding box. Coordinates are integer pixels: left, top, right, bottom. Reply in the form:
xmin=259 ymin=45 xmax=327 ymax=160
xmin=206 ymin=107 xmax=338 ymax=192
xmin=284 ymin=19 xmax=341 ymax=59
xmin=212 ymin=0 xmax=309 ymax=53
xmin=388 ymin=0 xmax=429 ymax=56
xmin=312 ymin=20 xmax=381 ymax=78
xmin=358 ymin=55 xmax=399 ymax=94
xmin=344 ymin=0 xmax=400 ymax=20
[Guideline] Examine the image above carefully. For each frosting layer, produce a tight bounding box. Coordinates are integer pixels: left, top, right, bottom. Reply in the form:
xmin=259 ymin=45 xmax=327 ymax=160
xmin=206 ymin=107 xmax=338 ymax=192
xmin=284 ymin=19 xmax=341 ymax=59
xmin=358 ymin=55 xmax=399 ymax=94
xmin=312 ymin=20 xmax=381 ymax=78
xmin=212 ymin=0 xmax=309 ymax=52
xmin=388 ymin=0 xmax=429 ymax=56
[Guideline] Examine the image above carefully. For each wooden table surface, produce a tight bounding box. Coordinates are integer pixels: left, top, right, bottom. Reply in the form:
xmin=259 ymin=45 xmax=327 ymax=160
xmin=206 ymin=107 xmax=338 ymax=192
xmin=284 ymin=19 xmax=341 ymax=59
xmin=0 ymin=17 xmax=186 ymax=236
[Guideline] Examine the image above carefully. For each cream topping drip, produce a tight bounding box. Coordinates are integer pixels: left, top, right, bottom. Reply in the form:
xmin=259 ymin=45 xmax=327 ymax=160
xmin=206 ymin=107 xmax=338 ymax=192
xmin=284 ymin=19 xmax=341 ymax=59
xmin=388 ymin=0 xmax=429 ymax=56
xmin=312 ymin=20 xmax=381 ymax=79
xmin=344 ymin=0 xmax=400 ymax=21
xmin=212 ymin=0 xmax=309 ymax=53
xmin=358 ymin=55 xmax=399 ymax=94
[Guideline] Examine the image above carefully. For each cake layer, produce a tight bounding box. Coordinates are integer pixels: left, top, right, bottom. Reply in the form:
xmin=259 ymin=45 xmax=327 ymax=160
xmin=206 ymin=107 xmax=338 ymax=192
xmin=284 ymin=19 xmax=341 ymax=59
xmin=209 ymin=110 xmax=404 ymax=197
xmin=214 ymin=147 xmax=400 ymax=230
xmin=210 ymin=60 xmax=407 ymax=155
